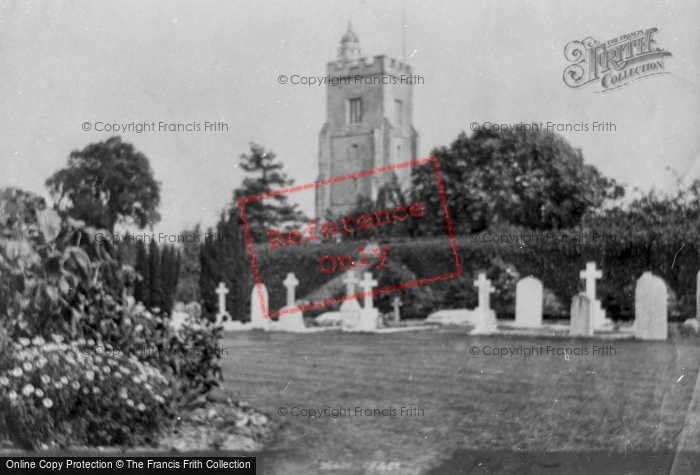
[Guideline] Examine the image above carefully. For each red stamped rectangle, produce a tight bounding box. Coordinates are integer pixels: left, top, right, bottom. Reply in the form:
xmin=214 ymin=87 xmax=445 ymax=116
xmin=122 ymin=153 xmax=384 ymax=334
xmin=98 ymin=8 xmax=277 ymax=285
xmin=238 ymin=156 xmax=461 ymax=319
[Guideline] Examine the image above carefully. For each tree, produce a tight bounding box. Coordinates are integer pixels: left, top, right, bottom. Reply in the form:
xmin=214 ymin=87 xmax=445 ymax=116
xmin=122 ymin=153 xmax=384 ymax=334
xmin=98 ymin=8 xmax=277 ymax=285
xmin=148 ymin=240 xmax=163 ymax=310
xmin=199 ymin=211 xmax=252 ymax=321
xmin=175 ymin=225 xmax=202 ymax=303
xmin=233 ymin=142 xmax=307 ymax=242
xmin=412 ymin=128 xmax=624 ymax=234
xmin=46 ymin=136 xmax=161 ymax=231
xmin=134 ymin=241 xmax=150 ymax=307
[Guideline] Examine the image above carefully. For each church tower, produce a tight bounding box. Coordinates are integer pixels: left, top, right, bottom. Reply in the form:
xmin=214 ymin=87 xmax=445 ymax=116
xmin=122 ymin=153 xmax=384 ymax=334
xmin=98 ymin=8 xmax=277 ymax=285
xmin=316 ymin=25 xmax=419 ymax=219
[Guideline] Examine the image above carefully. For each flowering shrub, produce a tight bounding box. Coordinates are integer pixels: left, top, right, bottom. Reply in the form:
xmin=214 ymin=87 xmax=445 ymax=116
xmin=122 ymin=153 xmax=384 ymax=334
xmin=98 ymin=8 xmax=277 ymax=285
xmin=0 ymin=187 xmax=222 ymax=412
xmin=0 ymin=335 xmax=174 ymax=449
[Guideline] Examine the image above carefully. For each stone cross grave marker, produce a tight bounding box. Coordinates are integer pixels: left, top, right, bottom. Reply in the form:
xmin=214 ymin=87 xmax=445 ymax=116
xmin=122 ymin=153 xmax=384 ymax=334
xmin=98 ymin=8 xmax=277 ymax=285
xmin=580 ymin=262 xmax=602 ymax=301
xmin=392 ymin=296 xmax=403 ymax=324
xmin=359 ymin=272 xmax=378 ymax=309
xmin=283 ymin=273 xmax=299 ymax=308
xmin=579 ymin=261 xmax=607 ymax=328
xmin=357 ymin=272 xmax=379 ymax=331
xmin=635 ymin=272 xmax=667 ymax=340
xmin=471 ymin=272 xmax=498 ymax=334
xmin=216 ymin=282 xmax=230 ymax=322
xmin=475 ymin=272 xmax=495 ymax=310
xmin=515 ymin=276 xmax=543 ymax=327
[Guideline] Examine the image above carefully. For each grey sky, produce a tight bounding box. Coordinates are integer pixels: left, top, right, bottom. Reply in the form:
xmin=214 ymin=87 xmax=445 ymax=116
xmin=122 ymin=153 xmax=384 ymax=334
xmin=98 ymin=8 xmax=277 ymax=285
xmin=2 ymin=0 xmax=698 ymax=237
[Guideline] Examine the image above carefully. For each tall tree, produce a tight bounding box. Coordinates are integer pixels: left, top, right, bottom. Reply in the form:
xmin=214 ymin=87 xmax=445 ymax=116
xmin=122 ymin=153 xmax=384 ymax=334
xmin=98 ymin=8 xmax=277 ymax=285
xmin=148 ymin=240 xmax=163 ymax=310
xmin=200 ymin=211 xmax=252 ymax=321
xmin=233 ymin=142 xmax=307 ymax=242
xmin=46 ymin=136 xmax=161 ymax=231
xmin=412 ymin=128 xmax=624 ymax=234
xmin=175 ymin=225 xmax=202 ymax=303
xmin=134 ymin=241 xmax=150 ymax=307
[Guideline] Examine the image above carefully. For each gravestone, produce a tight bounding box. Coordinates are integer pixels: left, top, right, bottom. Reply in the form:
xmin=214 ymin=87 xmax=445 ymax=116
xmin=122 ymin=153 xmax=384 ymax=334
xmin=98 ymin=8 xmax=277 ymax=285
xmin=174 ymin=301 xmax=186 ymax=313
xmin=514 ymin=276 xmax=543 ymax=328
xmin=392 ymin=296 xmax=403 ymax=324
xmin=471 ymin=273 xmax=498 ymax=334
xmin=185 ymin=301 xmax=202 ymax=319
xmin=340 ymin=271 xmax=361 ymax=329
xmin=570 ymin=293 xmax=593 ymax=336
xmin=579 ymin=262 xmax=609 ymax=329
xmin=215 ymin=283 xmax=231 ymax=322
xmin=356 ymin=272 xmax=379 ymax=331
xmin=250 ymin=283 xmax=270 ymax=330
xmin=634 ymin=272 xmax=667 ymax=341
xmin=274 ymin=273 xmax=305 ymax=332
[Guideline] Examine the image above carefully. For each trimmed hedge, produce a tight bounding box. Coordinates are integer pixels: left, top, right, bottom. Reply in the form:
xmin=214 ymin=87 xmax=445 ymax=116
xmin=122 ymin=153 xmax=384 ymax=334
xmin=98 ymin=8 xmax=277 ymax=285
xmin=247 ymin=233 xmax=698 ymax=320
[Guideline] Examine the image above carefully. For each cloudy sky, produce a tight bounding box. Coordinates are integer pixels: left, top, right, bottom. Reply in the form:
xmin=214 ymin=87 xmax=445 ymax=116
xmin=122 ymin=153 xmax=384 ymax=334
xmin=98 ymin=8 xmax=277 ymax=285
xmin=2 ymin=0 xmax=698 ymax=237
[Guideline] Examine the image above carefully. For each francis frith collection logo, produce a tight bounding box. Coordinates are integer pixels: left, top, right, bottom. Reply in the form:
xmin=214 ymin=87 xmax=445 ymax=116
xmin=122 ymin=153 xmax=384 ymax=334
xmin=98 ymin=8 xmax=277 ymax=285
xmin=563 ymin=28 xmax=672 ymax=93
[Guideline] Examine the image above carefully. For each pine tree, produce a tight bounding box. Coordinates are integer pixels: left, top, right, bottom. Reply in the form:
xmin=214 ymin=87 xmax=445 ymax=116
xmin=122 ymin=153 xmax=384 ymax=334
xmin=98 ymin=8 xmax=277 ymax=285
xmin=234 ymin=142 xmax=307 ymax=242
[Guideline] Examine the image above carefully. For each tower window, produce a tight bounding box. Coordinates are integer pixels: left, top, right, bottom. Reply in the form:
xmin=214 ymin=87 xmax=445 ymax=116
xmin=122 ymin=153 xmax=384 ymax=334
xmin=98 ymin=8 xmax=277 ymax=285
xmin=347 ymin=98 xmax=362 ymax=125
xmin=395 ymin=99 xmax=403 ymax=126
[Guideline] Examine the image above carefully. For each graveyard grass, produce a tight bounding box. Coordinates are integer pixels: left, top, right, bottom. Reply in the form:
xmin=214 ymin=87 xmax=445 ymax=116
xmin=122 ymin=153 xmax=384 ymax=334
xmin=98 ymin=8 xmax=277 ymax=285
xmin=221 ymin=326 xmax=700 ymax=474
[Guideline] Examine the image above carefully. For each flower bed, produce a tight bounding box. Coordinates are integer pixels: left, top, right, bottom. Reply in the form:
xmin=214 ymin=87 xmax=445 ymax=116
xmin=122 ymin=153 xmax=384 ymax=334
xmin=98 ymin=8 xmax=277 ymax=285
xmin=0 ymin=335 xmax=174 ymax=450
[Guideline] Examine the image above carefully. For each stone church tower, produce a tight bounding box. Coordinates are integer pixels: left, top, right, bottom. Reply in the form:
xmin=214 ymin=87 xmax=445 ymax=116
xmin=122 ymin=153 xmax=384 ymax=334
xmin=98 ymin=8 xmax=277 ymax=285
xmin=315 ymin=25 xmax=419 ymax=219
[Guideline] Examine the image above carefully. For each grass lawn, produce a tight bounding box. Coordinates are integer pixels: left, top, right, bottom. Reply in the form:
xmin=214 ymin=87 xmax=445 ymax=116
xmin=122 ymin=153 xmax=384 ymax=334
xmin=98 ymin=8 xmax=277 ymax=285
xmin=219 ymin=327 xmax=700 ymax=475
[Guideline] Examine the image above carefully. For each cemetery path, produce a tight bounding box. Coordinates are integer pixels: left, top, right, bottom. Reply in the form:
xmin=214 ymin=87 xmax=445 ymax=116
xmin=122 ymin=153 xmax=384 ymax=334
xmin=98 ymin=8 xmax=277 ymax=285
xmin=220 ymin=326 xmax=700 ymax=475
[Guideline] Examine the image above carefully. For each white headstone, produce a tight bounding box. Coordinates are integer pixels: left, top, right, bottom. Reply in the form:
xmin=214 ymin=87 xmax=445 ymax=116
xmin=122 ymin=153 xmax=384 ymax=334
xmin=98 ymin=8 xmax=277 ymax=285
xmin=471 ymin=273 xmax=498 ymax=334
xmin=392 ymin=296 xmax=402 ymax=324
xmin=340 ymin=272 xmax=361 ymax=328
xmin=185 ymin=301 xmax=202 ymax=319
xmin=216 ymin=282 xmax=231 ymax=322
xmin=515 ymin=276 xmax=543 ymax=328
xmin=570 ymin=293 xmax=593 ymax=336
xmin=250 ymin=283 xmax=269 ymax=330
xmin=283 ymin=273 xmax=299 ymax=308
xmin=635 ymin=272 xmax=667 ymax=341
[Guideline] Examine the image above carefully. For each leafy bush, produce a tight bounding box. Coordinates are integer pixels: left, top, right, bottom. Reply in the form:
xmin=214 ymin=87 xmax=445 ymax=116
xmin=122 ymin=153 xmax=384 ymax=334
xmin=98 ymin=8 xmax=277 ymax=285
xmin=0 ymin=335 xmax=174 ymax=449
xmin=0 ymin=187 xmax=222 ymax=423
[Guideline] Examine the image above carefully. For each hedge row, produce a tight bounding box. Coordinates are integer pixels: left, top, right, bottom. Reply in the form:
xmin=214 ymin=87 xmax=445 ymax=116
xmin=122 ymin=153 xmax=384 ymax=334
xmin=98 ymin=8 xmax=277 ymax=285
xmin=245 ymin=234 xmax=699 ymax=320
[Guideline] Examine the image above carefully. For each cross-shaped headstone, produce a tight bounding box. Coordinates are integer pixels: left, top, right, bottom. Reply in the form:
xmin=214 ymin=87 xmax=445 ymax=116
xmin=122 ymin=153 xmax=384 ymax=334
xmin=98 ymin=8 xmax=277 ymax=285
xmin=474 ymin=273 xmax=495 ymax=310
xmin=359 ymin=272 xmax=378 ymax=309
xmin=283 ymin=273 xmax=299 ymax=308
xmin=216 ymin=282 xmax=229 ymax=319
xmin=392 ymin=296 xmax=403 ymax=323
xmin=579 ymin=262 xmax=602 ymax=300
xmin=344 ymin=272 xmax=359 ymax=297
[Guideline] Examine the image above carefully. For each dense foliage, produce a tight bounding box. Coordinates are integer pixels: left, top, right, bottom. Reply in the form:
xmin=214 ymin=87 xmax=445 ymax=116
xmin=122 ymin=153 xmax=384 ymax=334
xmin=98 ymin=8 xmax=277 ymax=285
xmin=133 ymin=240 xmax=180 ymax=313
xmin=200 ymin=212 xmax=252 ymax=321
xmin=411 ymin=129 xmax=624 ymax=234
xmin=0 ymin=187 xmax=221 ymax=448
xmin=46 ymin=136 xmax=161 ymax=231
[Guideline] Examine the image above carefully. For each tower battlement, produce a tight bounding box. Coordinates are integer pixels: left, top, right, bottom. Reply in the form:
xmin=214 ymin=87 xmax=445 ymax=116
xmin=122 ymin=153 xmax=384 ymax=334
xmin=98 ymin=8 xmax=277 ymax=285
xmin=316 ymin=26 xmax=419 ymax=220
xmin=327 ymin=55 xmax=413 ymax=77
